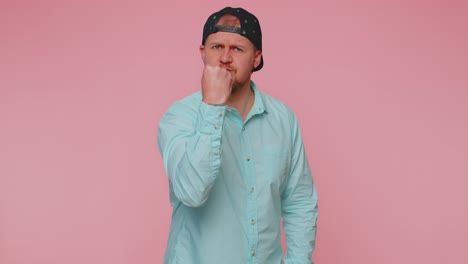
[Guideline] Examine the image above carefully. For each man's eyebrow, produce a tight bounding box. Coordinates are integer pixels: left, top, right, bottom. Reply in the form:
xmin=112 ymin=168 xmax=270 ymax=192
xmin=230 ymin=44 xmax=247 ymax=49
xmin=206 ymin=38 xmax=248 ymax=49
xmin=207 ymin=41 xmax=223 ymax=46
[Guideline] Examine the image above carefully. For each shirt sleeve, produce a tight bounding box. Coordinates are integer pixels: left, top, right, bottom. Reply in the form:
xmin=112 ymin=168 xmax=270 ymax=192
xmin=282 ymin=113 xmax=319 ymax=264
xmin=157 ymin=100 xmax=227 ymax=208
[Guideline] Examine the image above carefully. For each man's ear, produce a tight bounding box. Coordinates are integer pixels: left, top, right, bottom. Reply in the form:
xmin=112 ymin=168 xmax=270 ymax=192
xmin=200 ymin=45 xmax=205 ymax=63
xmin=254 ymin=49 xmax=262 ymax=68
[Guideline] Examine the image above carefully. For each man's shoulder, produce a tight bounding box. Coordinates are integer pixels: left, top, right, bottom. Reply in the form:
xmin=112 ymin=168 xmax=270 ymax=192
xmin=260 ymin=91 xmax=290 ymax=110
xmin=258 ymin=90 xmax=297 ymax=121
xmin=164 ymin=91 xmax=202 ymax=113
xmin=173 ymin=91 xmax=203 ymax=108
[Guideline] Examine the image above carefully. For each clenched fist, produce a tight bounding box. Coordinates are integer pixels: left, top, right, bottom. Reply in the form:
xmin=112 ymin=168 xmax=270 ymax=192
xmin=201 ymin=65 xmax=233 ymax=105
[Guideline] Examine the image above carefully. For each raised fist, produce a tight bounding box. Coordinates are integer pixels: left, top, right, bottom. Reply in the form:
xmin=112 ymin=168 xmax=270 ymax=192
xmin=201 ymin=65 xmax=233 ymax=105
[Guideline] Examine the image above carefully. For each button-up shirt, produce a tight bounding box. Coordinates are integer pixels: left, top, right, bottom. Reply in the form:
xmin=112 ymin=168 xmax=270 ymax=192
xmin=158 ymin=81 xmax=318 ymax=264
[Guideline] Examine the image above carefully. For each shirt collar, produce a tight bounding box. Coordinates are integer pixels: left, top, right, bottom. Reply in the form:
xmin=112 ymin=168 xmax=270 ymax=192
xmin=250 ymin=80 xmax=268 ymax=115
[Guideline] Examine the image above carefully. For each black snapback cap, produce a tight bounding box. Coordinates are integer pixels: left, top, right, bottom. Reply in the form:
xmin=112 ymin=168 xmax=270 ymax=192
xmin=202 ymin=7 xmax=263 ymax=72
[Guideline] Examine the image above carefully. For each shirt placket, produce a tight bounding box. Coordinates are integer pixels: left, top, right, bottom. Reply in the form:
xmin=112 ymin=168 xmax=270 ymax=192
xmin=241 ymin=123 xmax=259 ymax=264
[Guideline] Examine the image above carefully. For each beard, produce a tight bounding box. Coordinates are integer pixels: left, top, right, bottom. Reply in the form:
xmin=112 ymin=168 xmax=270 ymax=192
xmin=223 ymin=64 xmax=253 ymax=94
xmin=230 ymin=75 xmax=250 ymax=95
xmin=231 ymin=82 xmax=241 ymax=94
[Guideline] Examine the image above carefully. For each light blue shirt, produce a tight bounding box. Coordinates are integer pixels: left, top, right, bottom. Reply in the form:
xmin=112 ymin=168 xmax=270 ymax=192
xmin=158 ymin=81 xmax=318 ymax=264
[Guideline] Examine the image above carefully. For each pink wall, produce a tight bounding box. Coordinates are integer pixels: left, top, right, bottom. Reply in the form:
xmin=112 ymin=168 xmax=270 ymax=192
xmin=1 ymin=1 xmax=467 ymax=263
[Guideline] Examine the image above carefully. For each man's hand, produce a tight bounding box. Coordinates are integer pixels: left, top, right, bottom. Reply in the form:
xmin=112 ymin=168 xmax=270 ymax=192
xmin=201 ymin=65 xmax=232 ymax=105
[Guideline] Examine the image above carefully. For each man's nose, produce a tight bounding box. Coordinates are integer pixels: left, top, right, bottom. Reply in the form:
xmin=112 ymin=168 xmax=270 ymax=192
xmin=220 ymin=49 xmax=233 ymax=64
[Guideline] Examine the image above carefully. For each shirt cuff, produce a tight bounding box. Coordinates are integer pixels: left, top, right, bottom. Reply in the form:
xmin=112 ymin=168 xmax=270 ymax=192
xmin=197 ymin=101 xmax=227 ymax=134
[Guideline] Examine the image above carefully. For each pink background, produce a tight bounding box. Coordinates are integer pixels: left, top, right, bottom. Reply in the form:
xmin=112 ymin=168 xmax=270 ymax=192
xmin=1 ymin=0 xmax=467 ymax=263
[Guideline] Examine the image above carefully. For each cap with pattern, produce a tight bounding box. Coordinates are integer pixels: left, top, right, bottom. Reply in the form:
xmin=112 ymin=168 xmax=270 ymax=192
xmin=202 ymin=7 xmax=263 ymax=72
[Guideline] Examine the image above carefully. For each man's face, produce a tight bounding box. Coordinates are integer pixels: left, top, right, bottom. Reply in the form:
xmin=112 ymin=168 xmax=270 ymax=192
xmin=200 ymin=31 xmax=262 ymax=92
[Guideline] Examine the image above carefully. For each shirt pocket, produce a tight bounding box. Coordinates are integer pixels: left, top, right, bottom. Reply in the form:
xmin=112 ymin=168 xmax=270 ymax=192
xmin=263 ymin=144 xmax=289 ymax=185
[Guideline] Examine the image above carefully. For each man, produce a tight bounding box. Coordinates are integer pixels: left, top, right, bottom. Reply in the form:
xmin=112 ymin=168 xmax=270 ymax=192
xmin=158 ymin=7 xmax=318 ymax=264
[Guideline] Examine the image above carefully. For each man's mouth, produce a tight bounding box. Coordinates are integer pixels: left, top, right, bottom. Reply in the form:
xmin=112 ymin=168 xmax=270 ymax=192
xmin=221 ymin=65 xmax=233 ymax=72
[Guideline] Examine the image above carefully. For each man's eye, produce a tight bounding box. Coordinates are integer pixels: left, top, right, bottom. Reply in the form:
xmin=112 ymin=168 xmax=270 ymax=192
xmin=234 ymin=47 xmax=243 ymax=52
xmin=213 ymin=45 xmax=222 ymax=49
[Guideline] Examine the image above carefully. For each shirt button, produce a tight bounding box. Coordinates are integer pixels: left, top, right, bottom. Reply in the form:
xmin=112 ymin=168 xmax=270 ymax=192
xmin=249 ymin=187 xmax=254 ymax=193
xmin=251 ymin=250 xmax=256 ymax=256
xmin=251 ymin=219 xmax=256 ymax=225
xmin=214 ymin=150 xmax=219 ymax=155
xmin=214 ymin=124 xmax=220 ymax=129
xmin=242 ymin=127 xmax=245 ymax=131
xmin=217 ymin=111 xmax=223 ymax=117
xmin=246 ymin=156 xmax=251 ymax=161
